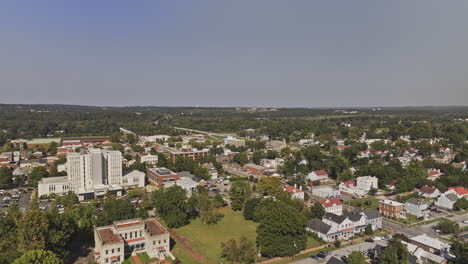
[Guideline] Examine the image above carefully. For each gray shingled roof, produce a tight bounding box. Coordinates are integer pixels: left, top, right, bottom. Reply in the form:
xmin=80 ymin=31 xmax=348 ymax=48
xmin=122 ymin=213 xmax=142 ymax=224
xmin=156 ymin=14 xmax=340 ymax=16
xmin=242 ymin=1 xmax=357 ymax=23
xmin=308 ymin=218 xmax=332 ymax=234
xmin=406 ymin=198 xmax=429 ymax=206
xmin=363 ymin=209 xmax=381 ymax=219
xmin=326 ymin=256 xmax=345 ymax=264
xmin=324 ymin=212 xmax=348 ymax=224
xmin=446 ymin=193 xmax=458 ymax=201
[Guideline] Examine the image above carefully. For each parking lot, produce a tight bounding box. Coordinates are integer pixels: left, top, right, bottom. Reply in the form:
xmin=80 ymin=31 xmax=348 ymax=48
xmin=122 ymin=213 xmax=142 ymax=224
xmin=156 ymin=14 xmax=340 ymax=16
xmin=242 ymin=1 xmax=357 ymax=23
xmin=0 ymin=189 xmax=32 ymax=213
xmin=292 ymin=240 xmax=389 ymax=264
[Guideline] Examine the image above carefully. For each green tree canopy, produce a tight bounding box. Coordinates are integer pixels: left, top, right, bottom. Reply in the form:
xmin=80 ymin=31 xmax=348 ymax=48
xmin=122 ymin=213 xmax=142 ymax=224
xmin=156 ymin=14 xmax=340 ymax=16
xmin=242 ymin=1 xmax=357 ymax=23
xmin=229 ymin=181 xmax=251 ymax=211
xmin=256 ymin=200 xmax=307 ymax=257
xmin=13 ymin=250 xmax=63 ymax=264
xmin=348 ymin=251 xmax=366 ymax=264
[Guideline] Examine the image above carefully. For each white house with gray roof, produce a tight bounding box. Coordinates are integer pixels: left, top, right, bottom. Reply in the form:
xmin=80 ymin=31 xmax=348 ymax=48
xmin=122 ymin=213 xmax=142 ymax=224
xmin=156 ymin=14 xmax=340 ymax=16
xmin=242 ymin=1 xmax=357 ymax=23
xmin=435 ymin=193 xmax=458 ymax=210
xmin=405 ymin=198 xmax=430 ymax=218
xmin=306 ymin=209 xmax=382 ymax=241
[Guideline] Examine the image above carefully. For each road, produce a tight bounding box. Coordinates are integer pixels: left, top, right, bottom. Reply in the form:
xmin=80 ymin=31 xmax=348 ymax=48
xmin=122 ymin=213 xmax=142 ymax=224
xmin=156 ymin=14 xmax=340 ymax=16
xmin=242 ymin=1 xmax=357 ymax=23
xmin=173 ymin=126 xmax=233 ymax=141
xmin=291 ymin=241 xmax=388 ymax=264
xmin=383 ymin=212 xmax=468 ymax=239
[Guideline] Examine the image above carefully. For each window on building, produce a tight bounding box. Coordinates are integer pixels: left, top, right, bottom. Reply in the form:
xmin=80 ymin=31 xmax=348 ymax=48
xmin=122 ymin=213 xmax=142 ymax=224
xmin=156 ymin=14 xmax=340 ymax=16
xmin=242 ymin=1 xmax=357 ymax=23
xmin=112 ymin=249 xmax=114 ymax=253
xmin=118 ymin=248 xmax=120 ymax=253
xmin=105 ymin=250 xmax=108 ymax=255
xmin=105 ymin=258 xmax=108 ymax=263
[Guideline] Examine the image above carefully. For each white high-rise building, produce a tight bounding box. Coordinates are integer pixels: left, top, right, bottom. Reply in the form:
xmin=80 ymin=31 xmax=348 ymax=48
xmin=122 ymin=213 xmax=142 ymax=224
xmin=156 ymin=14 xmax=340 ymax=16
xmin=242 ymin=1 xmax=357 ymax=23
xmin=39 ymin=149 xmax=134 ymax=201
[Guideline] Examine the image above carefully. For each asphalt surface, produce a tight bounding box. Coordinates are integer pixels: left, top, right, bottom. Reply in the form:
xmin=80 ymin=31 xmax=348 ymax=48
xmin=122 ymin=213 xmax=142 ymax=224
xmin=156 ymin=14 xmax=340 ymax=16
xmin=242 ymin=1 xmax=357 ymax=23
xmin=383 ymin=212 xmax=468 ymax=239
xmin=291 ymin=240 xmax=388 ymax=264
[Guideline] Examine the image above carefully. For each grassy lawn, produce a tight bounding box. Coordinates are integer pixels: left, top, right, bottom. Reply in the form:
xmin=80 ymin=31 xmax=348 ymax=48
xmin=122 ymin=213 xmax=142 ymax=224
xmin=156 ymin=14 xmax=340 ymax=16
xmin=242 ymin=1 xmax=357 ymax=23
xmin=137 ymin=252 xmax=159 ymax=263
xmin=349 ymin=197 xmax=380 ymax=210
xmin=306 ymin=236 xmax=323 ymax=248
xmin=173 ymin=207 xmax=258 ymax=264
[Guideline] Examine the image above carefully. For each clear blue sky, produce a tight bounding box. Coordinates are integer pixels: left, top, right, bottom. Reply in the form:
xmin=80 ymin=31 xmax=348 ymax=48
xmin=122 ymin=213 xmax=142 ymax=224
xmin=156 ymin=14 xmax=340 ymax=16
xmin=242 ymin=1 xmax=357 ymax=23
xmin=0 ymin=1 xmax=467 ymax=107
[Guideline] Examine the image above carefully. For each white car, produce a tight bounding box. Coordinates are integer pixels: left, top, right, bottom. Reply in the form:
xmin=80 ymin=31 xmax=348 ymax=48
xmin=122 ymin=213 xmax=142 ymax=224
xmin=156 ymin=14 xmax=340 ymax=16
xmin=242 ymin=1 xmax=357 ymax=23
xmin=463 ymin=220 xmax=468 ymax=224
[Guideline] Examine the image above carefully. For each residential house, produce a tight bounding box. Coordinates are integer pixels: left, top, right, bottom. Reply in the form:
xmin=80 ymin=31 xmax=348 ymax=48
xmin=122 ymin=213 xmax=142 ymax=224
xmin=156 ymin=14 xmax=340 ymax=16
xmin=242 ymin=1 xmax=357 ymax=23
xmin=435 ymin=193 xmax=458 ymax=210
xmin=308 ymin=170 xmax=329 ymax=182
xmin=306 ymin=209 xmax=381 ymax=242
xmin=427 ymin=169 xmax=443 ymax=181
xmin=260 ymin=158 xmax=284 ymax=169
xmin=447 ymin=187 xmax=468 ymax=198
xmin=338 ymin=180 xmax=357 ymax=196
xmin=284 ymin=185 xmax=304 ymax=200
xmin=318 ymin=198 xmax=343 ymax=215
xmin=356 ymin=176 xmax=378 ymax=192
xmin=312 ymin=186 xmax=340 ymax=198
xmin=405 ymin=198 xmax=429 ymax=219
xmin=418 ymin=186 xmax=440 ymax=199
xmin=363 ymin=209 xmax=383 ymax=231
xmin=379 ymin=200 xmax=404 ymax=219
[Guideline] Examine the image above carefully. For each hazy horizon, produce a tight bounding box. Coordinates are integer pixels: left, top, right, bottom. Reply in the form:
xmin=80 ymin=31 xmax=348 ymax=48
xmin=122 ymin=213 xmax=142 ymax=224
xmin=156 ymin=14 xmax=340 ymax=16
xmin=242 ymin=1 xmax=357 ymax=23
xmin=1 ymin=1 xmax=468 ymax=107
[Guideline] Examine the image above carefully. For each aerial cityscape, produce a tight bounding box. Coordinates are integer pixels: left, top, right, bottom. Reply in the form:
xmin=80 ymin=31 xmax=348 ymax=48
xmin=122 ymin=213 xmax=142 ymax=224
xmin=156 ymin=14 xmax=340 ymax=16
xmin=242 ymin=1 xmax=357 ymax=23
xmin=0 ymin=1 xmax=467 ymax=264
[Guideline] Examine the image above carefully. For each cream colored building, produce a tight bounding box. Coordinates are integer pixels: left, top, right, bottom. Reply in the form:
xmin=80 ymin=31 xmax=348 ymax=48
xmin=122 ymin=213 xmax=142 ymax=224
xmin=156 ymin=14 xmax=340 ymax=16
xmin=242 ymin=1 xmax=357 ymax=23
xmin=94 ymin=218 xmax=172 ymax=264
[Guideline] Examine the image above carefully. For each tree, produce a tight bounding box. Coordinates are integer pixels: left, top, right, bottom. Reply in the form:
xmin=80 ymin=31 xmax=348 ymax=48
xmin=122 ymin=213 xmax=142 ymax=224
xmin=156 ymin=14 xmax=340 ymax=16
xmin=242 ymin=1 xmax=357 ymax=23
xmin=212 ymin=194 xmax=226 ymax=208
xmin=436 ymin=219 xmax=459 ymax=235
xmin=0 ymin=167 xmax=14 ymax=189
xmin=381 ymin=239 xmax=409 ymax=264
xmin=368 ymin=187 xmax=378 ymax=195
xmin=243 ymin=198 xmax=260 ymax=221
xmin=347 ymin=251 xmax=366 ymax=264
xmin=454 ymin=198 xmax=468 ymax=210
xmin=449 ymin=238 xmax=468 ymax=264
xmin=46 ymin=208 xmax=77 ymax=257
xmin=96 ymin=197 xmax=138 ymax=226
xmin=256 ymin=200 xmax=307 ymax=257
xmin=252 ymin=151 xmax=265 ymax=165
xmin=0 ymin=204 xmax=22 ymax=263
xmin=152 ymin=185 xmax=191 ymax=228
xmin=111 ymin=131 xmax=121 ymax=142
xmin=256 ymin=177 xmax=283 ymax=197
xmin=29 ymin=167 xmax=49 ymax=188
xmin=194 ymin=167 xmax=210 ymax=180
xmin=199 ymin=207 xmax=224 ymax=224
xmin=48 ymin=142 xmax=58 ymax=155
xmin=18 ymin=210 xmax=49 ymax=252
xmin=365 ymin=224 xmax=373 ymax=235
xmin=13 ymin=250 xmax=63 ymax=264
xmin=220 ymin=236 xmax=256 ymax=264
xmin=310 ymin=202 xmax=325 ymax=219
xmin=233 ymin=153 xmax=249 ymax=166
xmin=229 ymin=181 xmax=251 ymax=211
xmin=334 ymin=240 xmax=341 ymax=248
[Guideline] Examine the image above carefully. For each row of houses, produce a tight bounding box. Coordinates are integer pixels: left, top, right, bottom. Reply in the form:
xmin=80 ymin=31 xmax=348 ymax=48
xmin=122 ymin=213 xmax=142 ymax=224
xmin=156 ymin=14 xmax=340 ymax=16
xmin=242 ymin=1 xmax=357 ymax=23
xmin=306 ymin=208 xmax=382 ymax=242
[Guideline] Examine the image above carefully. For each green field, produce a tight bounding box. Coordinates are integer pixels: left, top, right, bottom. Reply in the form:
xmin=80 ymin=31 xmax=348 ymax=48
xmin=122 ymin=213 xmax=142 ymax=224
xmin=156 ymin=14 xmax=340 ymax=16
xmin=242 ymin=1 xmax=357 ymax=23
xmin=173 ymin=208 xmax=258 ymax=264
xmin=349 ymin=197 xmax=380 ymax=210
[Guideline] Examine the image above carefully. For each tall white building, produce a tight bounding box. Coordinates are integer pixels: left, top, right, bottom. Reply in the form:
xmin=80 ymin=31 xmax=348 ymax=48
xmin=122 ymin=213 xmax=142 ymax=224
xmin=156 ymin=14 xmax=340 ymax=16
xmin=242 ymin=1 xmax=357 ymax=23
xmin=38 ymin=149 xmax=134 ymax=200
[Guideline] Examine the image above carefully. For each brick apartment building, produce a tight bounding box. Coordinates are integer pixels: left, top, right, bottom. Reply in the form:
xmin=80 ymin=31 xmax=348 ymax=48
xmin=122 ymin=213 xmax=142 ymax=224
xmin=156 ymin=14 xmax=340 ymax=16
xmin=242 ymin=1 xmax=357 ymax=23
xmin=379 ymin=199 xmax=404 ymax=219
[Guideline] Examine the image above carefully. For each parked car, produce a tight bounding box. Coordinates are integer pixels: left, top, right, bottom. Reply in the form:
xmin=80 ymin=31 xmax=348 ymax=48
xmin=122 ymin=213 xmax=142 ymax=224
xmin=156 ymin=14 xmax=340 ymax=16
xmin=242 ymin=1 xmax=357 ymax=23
xmin=463 ymin=220 xmax=468 ymax=224
xmin=39 ymin=206 xmax=47 ymax=212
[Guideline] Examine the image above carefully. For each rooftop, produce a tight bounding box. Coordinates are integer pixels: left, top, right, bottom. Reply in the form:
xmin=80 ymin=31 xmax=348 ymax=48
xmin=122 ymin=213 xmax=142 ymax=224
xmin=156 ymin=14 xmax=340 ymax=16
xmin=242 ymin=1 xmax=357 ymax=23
xmin=98 ymin=228 xmax=122 ymax=245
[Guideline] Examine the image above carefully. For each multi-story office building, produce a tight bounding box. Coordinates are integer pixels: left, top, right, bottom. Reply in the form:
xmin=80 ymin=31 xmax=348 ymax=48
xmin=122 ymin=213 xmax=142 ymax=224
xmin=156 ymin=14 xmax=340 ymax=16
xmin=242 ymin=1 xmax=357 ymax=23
xmin=38 ymin=149 xmax=138 ymax=200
